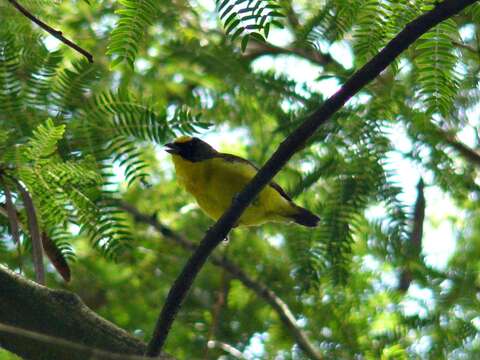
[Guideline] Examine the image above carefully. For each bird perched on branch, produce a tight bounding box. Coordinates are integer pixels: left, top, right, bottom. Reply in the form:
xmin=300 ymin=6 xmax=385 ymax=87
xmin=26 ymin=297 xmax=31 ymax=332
xmin=165 ymin=136 xmax=319 ymax=227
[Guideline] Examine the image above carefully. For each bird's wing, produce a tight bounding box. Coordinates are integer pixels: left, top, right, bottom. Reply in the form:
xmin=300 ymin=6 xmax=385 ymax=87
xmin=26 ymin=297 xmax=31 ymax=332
xmin=216 ymin=153 xmax=293 ymax=202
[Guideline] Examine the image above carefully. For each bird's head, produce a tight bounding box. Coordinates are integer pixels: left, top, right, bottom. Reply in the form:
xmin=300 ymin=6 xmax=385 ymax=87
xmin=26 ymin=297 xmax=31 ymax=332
xmin=165 ymin=136 xmax=217 ymax=162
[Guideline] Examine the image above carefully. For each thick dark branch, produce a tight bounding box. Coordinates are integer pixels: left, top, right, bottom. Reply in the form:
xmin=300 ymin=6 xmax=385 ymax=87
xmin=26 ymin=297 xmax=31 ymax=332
xmin=7 ymin=0 xmax=94 ymax=63
xmin=146 ymin=1 xmax=478 ymax=355
xmin=399 ymin=179 xmax=426 ymax=292
xmin=0 ymin=267 xmax=164 ymax=359
xmin=120 ymin=202 xmax=322 ymax=360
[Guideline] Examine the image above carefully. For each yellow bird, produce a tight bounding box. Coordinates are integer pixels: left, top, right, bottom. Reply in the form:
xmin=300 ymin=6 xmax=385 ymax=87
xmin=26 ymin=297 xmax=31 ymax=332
xmin=165 ymin=136 xmax=319 ymax=227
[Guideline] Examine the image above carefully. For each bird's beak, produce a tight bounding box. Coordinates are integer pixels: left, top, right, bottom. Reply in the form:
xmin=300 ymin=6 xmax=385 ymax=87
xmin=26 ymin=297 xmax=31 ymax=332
xmin=165 ymin=142 xmax=180 ymax=154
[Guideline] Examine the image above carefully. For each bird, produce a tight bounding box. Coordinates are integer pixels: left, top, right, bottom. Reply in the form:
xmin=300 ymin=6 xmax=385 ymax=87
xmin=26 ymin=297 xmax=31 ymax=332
xmin=165 ymin=136 xmax=319 ymax=228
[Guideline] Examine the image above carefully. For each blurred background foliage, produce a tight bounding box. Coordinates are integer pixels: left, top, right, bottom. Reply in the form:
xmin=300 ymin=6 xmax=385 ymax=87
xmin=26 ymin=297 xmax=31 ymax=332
xmin=1 ymin=0 xmax=480 ymax=358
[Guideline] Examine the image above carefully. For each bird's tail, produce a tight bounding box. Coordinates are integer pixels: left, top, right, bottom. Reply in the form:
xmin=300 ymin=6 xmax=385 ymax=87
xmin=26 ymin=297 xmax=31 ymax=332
xmin=289 ymin=205 xmax=320 ymax=227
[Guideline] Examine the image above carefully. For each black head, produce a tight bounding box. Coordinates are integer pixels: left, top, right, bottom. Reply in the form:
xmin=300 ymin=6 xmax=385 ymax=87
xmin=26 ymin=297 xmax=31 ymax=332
xmin=165 ymin=136 xmax=217 ymax=162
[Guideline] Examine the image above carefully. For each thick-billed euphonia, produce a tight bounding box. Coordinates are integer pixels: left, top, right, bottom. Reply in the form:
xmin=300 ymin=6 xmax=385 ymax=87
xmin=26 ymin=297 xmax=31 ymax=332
xmin=165 ymin=136 xmax=319 ymax=227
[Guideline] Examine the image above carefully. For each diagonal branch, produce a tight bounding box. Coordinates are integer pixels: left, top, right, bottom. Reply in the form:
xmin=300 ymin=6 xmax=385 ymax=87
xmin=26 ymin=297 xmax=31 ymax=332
xmin=146 ymin=1 xmax=479 ymax=356
xmin=206 ymin=340 xmax=247 ymax=359
xmin=120 ymin=202 xmax=322 ymax=360
xmin=243 ymin=39 xmax=334 ymax=67
xmin=432 ymin=125 xmax=480 ymax=167
xmin=7 ymin=0 xmax=94 ymax=63
xmin=452 ymin=39 xmax=479 ymax=54
xmin=399 ymin=178 xmax=426 ymax=292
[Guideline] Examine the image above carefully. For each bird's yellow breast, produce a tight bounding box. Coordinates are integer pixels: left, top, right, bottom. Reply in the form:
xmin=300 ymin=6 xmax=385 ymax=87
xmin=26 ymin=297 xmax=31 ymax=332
xmin=171 ymin=154 xmax=294 ymax=226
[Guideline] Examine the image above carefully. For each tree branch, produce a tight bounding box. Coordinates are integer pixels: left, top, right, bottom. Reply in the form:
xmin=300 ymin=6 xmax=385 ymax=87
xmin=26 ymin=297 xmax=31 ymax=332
xmin=206 ymin=340 xmax=247 ymax=359
xmin=452 ymin=39 xmax=479 ymax=54
xmin=0 ymin=266 xmax=173 ymax=359
xmin=399 ymin=178 xmax=426 ymax=292
xmin=120 ymin=202 xmax=322 ymax=360
xmin=146 ymin=1 xmax=479 ymax=356
xmin=433 ymin=125 xmax=480 ymax=167
xmin=7 ymin=0 xmax=94 ymax=63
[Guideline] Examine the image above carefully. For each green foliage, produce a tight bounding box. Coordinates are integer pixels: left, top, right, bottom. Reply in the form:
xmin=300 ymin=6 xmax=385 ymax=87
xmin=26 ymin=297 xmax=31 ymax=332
xmin=354 ymin=0 xmax=392 ymax=65
xmin=2 ymin=1 xmax=480 ymax=359
xmin=22 ymin=119 xmax=66 ymax=161
xmin=469 ymin=3 xmax=480 ymax=22
xmin=84 ymin=91 xmax=171 ymax=143
xmin=107 ymin=0 xmax=158 ymax=69
xmin=12 ymin=119 xmax=127 ymax=257
xmin=0 ymin=30 xmax=205 ymax=264
xmin=414 ymin=19 xmax=460 ymax=116
xmin=0 ymin=34 xmax=22 ymax=117
xmin=52 ymin=59 xmax=98 ymax=110
xmin=297 ymin=0 xmax=361 ymax=47
xmin=79 ymin=90 xmax=208 ymax=185
xmin=216 ymin=0 xmax=285 ymax=51
xmin=352 ymin=0 xmax=423 ymax=69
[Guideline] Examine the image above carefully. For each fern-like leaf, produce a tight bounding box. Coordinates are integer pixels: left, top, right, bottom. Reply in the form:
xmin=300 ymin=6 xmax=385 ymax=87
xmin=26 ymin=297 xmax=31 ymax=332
xmin=24 ymin=49 xmax=63 ymax=110
xmin=81 ymin=91 xmax=209 ymax=186
xmin=216 ymin=0 xmax=285 ymax=51
xmin=354 ymin=0 xmax=393 ymax=66
xmin=86 ymin=91 xmax=171 ymax=143
xmin=107 ymin=0 xmax=157 ymax=69
xmin=0 ymin=34 xmax=23 ymax=119
xmin=52 ymin=59 xmax=98 ymax=111
xmin=300 ymin=0 xmax=361 ymax=48
xmin=22 ymin=119 xmax=65 ymax=161
xmin=415 ymin=19 xmax=460 ymax=116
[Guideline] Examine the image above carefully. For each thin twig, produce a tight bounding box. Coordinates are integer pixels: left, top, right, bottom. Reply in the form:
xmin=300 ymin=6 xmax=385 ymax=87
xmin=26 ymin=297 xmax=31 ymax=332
xmin=433 ymin=125 xmax=480 ymax=167
xmin=244 ymin=39 xmax=334 ymax=67
xmin=146 ymin=1 xmax=479 ymax=356
xmin=452 ymin=40 xmax=478 ymax=54
xmin=283 ymin=0 xmax=301 ymax=30
xmin=207 ymin=340 xmax=247 ymax=360
xmin=7 ymin=0 xmax=94 ymax=63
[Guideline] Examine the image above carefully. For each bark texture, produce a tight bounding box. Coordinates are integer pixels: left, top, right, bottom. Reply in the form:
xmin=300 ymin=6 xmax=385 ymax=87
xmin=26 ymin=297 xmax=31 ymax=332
xmin=0 ymin=266 xmax=172 ymax=359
